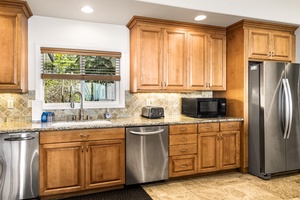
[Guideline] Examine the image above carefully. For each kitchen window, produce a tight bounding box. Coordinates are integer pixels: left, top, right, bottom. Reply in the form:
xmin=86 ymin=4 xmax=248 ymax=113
xmin=40 ymin=47 xmax=124 ymax=109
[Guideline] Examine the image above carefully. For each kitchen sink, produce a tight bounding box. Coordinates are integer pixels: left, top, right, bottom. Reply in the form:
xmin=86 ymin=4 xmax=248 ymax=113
xmin=51 ymin=120 xmax=112 ymax=127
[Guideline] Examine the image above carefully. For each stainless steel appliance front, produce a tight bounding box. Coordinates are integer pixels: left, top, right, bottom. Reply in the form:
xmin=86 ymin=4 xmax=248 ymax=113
xmin=0 ymin=132 xmax=39 ymax=199
xmin=126 ymin=126 xmax=168 ymax=185
xmin=248 ymin=61 xmax=300 ymax=179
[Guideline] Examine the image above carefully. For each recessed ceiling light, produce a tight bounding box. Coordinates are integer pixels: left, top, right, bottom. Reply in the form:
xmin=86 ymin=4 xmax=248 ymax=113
xmin=194 ymin=15 xmax=207 ymax=21
xmin=81 ymin=6 xmax=94 ymax=13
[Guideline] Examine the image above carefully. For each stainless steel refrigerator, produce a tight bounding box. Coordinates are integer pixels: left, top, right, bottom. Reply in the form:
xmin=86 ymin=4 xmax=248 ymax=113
xmin=248 ymin=61 xmax=300 ymax=180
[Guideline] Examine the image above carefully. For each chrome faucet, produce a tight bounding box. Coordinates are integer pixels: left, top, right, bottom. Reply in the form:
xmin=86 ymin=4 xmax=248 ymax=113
xmin=70 ymin=91 xmax=84 ymax=121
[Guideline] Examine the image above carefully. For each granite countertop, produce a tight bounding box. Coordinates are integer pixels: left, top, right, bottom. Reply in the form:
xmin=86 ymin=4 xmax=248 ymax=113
xmin=0 ymin=115 xmax=244 ymax=134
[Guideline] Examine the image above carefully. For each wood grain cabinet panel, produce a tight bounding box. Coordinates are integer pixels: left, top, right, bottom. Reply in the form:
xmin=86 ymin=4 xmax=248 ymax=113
xmin=248 ymin=29 xmax=293 ymax=61
xmin=40 ymin=128 xmax=125 ymax=197
xmin=198 ymin=122 xmax=240 ymax=173
xmin=169 ymin=124 xmax=197 ymax=177
xmin=0 ymin=1 xmax=32 ymax=93
xmin=40 ymin=142 xmax=85 ymax=196
xmin=127 ymin=16 xmax=226 ymax=92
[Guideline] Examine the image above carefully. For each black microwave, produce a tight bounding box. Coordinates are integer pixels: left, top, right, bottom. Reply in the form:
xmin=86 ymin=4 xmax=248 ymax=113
xmin=181 ymin=98 xmax=226 ymax=118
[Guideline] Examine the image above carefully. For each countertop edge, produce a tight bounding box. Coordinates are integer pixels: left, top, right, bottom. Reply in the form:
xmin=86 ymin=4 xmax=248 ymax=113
xmin=0 ymin=116 xmax=244 ymax=134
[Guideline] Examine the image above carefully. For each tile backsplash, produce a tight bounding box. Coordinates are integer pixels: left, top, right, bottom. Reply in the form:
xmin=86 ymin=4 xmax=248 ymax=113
xmin=0 ymin=90 xmax=212 ymax=122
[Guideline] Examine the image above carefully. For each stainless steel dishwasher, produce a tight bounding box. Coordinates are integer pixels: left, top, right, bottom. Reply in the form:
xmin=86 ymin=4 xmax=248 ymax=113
xmin=0 ymin=132 xmax=39 ymax=200
xmin=126 ymin=125 xmax=168 ymax=185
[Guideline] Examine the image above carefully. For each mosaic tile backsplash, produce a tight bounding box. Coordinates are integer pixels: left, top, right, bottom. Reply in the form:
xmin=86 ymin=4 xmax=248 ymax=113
xmin=0 ymin=90 xmax=212 ymax=122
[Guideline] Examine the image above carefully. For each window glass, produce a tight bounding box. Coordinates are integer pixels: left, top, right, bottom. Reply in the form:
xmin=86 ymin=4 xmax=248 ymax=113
xmin=40 ymin=48 xmax=122 ymax=108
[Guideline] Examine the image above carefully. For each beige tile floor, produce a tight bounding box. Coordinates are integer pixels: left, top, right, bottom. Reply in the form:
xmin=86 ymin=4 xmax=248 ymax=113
xmin=142 ymin=172 xmax=300 ymax=200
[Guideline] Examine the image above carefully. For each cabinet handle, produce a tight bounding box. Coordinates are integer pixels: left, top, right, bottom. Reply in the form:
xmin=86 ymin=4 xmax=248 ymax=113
xmin=206 ymin=126 xmax=212 ymax=129
xmin=181 ymin=165 xmax=188 ymax=168
xmin=80 ymin=134 xmax=90 ymax=140
xmin=180 ymin=149 xmax=187 ymax=152
xmin=180 ymin=127 xmax=187 ymax=131
xmin=86 ymin=145 xmax=89 ymax=152
xmin=228 ymin=125 xmax=234 ymax=128
xmin=81 ymin=146 xmax=84 ymax=153
xmin=180 ymin=138 xmax=187 ymax=142
xmin=220 ymin=135 xmax=223 ymax=140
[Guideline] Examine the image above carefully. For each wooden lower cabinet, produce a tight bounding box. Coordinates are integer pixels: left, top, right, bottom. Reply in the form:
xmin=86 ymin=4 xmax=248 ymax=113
xmin=39 ymin=128 xmax=125 ymax=197
xmin=198 ymin=122 xmax=240 ymax=173
xmin=169 ymin=124 xmax=198 ymax=177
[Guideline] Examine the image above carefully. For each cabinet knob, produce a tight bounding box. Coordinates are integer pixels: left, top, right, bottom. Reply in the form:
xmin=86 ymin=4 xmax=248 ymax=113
xmin=80 ymin=134 xmax=90 ymax=140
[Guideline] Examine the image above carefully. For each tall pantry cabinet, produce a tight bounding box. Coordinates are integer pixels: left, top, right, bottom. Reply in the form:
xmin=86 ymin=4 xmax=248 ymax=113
xmin=214 ymin=20 xmax=298 ymax=172
xmin=0 ymin=0 xmax=32 ymax=93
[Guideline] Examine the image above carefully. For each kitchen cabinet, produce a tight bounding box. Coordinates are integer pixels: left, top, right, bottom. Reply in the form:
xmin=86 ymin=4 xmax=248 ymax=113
xmin=0 ymin=1 xmax=32 ymax=93
xmin=39 ymin=128 xmax=125 ymax=197
xmin=127 ymin=16 xmax=226 ymax=92
xmin=188 ymin=33 xmax=226 ymax=90
xmin=198 ymin=122 xmax=240 ymax=173
xmin=213 ymin=20 xmax=297 ymax=173
xmin=169 ymin=124 xmax=198 ymax=177
xmin=248 ymin=29 xmax=294 ymax=61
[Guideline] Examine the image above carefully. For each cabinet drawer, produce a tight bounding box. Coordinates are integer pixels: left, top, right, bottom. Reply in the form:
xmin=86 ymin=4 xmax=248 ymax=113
xmin=169 ymin=144 xmax=197 ymax=156
xmin=220 ymin=122 xmax=240 ymax=131
xmin=198 ymin=123 xmax=219 ymax=133
xmin=169 ymin=124 xmax=197 ymax=135
xmin=40 ymin=128 xmax=125 ymax=144
xmin=169 ymin=134 xmax=197 ymax=145
xmin=169 ymin=155 xmax=197 ymax=177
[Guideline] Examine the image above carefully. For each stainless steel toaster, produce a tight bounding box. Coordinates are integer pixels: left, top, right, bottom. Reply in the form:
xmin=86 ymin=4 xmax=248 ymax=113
xmin=141 ymin=106 xmax=164 ymax=119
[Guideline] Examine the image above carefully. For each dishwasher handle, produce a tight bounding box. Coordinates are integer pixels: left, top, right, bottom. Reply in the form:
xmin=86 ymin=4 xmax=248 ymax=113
xmin=4 ymin=136 xmax=35 ymax=141
xmin=129 ymin=129 xmax=165 ymax=136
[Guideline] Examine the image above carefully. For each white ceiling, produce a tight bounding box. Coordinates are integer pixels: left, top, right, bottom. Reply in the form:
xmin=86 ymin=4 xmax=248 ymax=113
xmin=26 ymin=0 xmax=300 ymax=27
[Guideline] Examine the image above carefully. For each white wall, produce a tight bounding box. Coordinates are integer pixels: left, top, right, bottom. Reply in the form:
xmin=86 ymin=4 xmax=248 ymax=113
xmin=28 ymin=16 xmax=130 ymax=91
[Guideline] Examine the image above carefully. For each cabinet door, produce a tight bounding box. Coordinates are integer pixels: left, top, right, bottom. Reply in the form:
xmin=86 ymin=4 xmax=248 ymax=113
xmin=219 ymin=131 xmax=240 ymax=170
xmin=133 ymin=25 xmax=163 ymax=91
xmin=271 ymin=31 xmax=293 ymax=61
xmin=248 ymin=29 xmax=271 ymax=59
xmin=40 ymin=142 xmax=85 ymax=196
xmin=163 ymin=29 xmax=187 ymax=90
xmin=198 ymin=132 xmax=219 ymax=173
xmin=208 ymin=34 xmax=226 ymax=90
xmin=85 ymin=139 xmax=125 ymax=189
xmin=169 ymin=154 xmax=197 ymax=177
xmin=187 ymin=31 xmax=208 ymax=90
xmin=0 ymin=9 xmax=28 ymax=93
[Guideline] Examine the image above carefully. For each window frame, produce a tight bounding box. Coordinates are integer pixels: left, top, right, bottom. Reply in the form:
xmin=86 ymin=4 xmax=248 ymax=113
xmin=35 ymin=43 xmax=125 ymax=110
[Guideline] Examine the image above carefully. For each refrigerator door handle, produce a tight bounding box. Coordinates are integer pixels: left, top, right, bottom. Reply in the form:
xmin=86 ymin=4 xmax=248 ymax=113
xmin=286 ymin=79 xmax=293 ymax=139
xmin=281 ymin=79 xmax=290 ymax=139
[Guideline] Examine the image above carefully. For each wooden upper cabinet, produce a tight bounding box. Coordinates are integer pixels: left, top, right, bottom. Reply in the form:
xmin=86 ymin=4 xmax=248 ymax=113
xmin=248 ymin=28 xmax=294 ymax=61
xmin=127 ymin=16 xmax=226 ymax=92
xmin=0 ymin=1 xmax=32 ymax=93
xmin=208 ymin=34 xmax=226 ymax=90
xmin=187 ymin=31 xmax=208 ymax=90
xmin=133 ymin=25 xmax=163 ymax=91
xmin=163 ymin=29 xmax=187 ymax=91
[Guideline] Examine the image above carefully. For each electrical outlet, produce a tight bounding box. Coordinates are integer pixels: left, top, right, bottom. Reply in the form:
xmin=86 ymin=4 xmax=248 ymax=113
xmin=146 ymin=99 xmax=151 ymax=106
xmin=7 ymin=100 xmax=14 ymax=109
xmin=28 ymin=100 xmax=32 ymax=108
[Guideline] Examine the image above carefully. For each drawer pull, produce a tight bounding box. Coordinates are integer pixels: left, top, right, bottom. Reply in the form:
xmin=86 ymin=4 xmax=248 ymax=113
xmin=228 ymin=125 xmax=234 ymax=128
xmin=80 ymin=134 xmax=90 ymax=140
xmin=180 ymin=149 xmax=187 ymax=152
xmin=180 ymin=128 xmax=188 ymax=131
xmin=206 ymin=126 xmax=212 ymax=129
xmin=181 ymin=165 xmax=188 ymax=168
xmin=180 ymin=138 xmax=187 ymax=142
